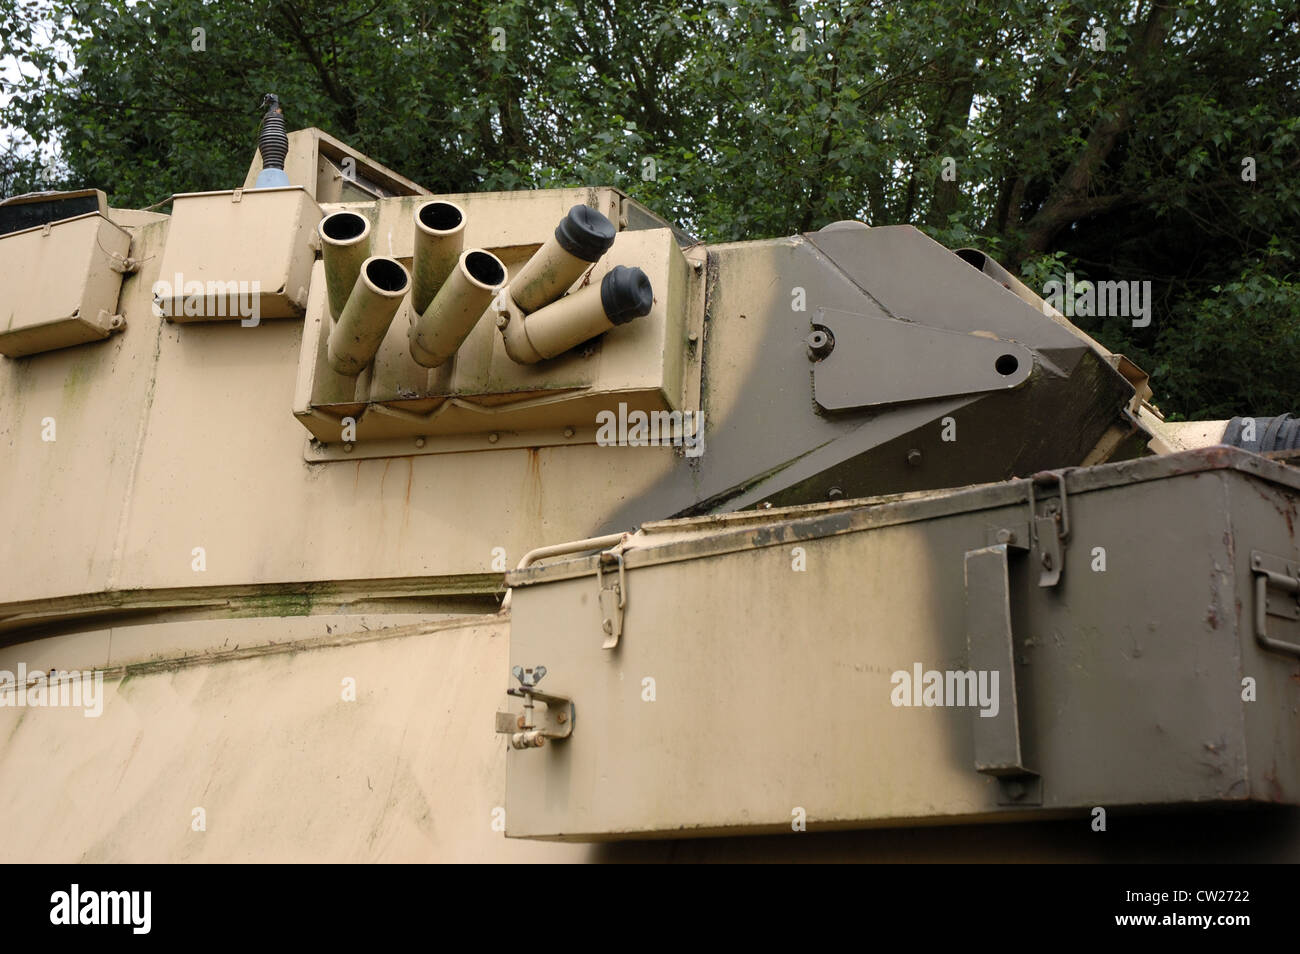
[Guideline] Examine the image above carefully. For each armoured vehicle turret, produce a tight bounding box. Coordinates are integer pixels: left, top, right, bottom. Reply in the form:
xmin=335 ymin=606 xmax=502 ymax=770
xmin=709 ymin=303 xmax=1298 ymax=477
xmin=1 ymin=123 xmax=1297 ymax=861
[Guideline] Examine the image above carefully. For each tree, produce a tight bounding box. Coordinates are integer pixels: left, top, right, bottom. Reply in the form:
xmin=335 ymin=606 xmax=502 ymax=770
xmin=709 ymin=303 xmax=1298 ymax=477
xmin=2 ymin=0 xmax=1296 ymax=418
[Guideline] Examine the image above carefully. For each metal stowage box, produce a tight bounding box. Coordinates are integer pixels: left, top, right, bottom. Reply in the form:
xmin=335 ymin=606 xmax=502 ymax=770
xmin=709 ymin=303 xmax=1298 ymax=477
xmin=154 ymin=186 xmax=321 ymax=322
xmin=503 ymin=447 xmax=1300 ymax=840
xmin=0 ymin=212 xmax=131 ymax=357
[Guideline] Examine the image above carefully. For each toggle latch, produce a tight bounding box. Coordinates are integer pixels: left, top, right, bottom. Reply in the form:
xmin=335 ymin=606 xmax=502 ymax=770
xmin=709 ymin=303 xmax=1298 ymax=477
xmin=1027 ymin=470 xmax=1070 ymax=587
xmin=597 ymin=547 xmax=627 ymax=649
xmin=495 ymin=665 xmax=574 ymax=750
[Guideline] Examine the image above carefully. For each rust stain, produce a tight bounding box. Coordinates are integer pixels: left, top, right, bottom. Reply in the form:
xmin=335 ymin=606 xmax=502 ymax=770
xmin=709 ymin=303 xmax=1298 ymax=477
xmin=353 ymin=460 xmax=361 ymax=493
xmin=1248 ymin=482 xmax=1297 ymax=538
xmin=1265 ymin=760 xmax=1285 ymax=802
xmin=525 ymin=447 xmax=543 ymax=519
xmin=404 ymin=458 xmax=413 ymax=521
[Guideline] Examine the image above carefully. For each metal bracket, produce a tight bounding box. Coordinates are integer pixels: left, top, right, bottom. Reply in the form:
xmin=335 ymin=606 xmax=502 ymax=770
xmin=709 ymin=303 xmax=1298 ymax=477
xmin=496 ymin=665 xmax=575 ymax=750
xmin=597 ymin=548 xmax=627 ymax=650
xmin=1251 ymin=551 xmax=1300 ymax=657
xmin=809 ymin=307 xmax=1034 ymax=410
xmin=1027 ymin=470 xmax=1070 ymax=587
xmin=965 ymin=543 xmax=1037 ymax=788
xmin=231 ymin=188 xmax=244 ymax=203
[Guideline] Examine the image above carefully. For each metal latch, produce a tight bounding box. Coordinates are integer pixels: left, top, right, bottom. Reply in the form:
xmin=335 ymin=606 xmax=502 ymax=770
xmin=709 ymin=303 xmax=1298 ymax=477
xmin=1027 ymin=470 xmax=1070 ymax=587
xmin=1251 ymin=551 xmax=1300 ymax=657
xmin=495 ymin=665 xmax=574 ymax=750
xmin=597 ymin=547 xmax=627 ymax=649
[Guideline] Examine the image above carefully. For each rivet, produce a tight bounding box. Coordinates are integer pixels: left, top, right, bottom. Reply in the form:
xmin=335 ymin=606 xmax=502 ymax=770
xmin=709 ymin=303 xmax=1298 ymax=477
xmin=415 ymin=437 xmax=426 ymax=448
xmin=343 ymin=442 xmax=354 ymax=453
xmin=488 ymin=433 xmax=499 ymax=443
xmin=563 ymin=427 xmax=575 ymax=438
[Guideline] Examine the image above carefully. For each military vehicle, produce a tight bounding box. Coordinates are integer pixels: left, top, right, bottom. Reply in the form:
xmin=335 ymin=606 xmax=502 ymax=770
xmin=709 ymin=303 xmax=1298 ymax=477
xmin=1 ymin=115 xmax=1297 ymax=862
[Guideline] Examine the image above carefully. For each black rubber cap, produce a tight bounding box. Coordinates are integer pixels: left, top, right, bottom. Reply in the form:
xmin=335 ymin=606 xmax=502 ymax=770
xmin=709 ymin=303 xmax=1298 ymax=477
xmin=600 ymin=266 xmax=653 ymax=325
xmin=554 ymin=205 xmax=616 ymax=262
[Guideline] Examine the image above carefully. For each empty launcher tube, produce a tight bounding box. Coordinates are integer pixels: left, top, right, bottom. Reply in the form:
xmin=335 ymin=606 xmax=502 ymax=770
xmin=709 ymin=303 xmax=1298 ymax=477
xmin=408 ymin=249 xmax=507 ymax=368
xmin=508 ymin=205 xmax=617 ymax=313
xmin=327 ymin=256 xmax=410 ymax=376
xmin=411 ymin=200 xmax=465 ymax=316
xmin=319 ymin=210 xmax=372 ymax=322
xmin=502 ymin=265 xmax=653 ymax=364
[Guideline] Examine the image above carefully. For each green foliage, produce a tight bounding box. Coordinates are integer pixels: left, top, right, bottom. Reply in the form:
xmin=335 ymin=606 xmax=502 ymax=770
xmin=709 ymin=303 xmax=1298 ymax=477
xmin=1153 ymin=251 xmax=1300 ymax=420
xmin=2 ymin=0 xmax=1297 ymax=419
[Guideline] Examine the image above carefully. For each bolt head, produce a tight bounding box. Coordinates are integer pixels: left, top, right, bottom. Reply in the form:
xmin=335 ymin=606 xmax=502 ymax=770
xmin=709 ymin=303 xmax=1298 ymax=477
xmin=557 ymin=711 xmax=568 ymax=724
xmin=516 ymin=715 xmax=525 ymax=730
xmin=488 ymin=432 xmax=499 ymax=443
xmin=343 ymin=442 xmax=354 ymax=453
xmin=906 ymin=448 xmax=922 ymax=466
xmin=563 ymin=426 xmax=575 ymax=438
xmin=828 ymin=487 xmax=843 ymax=500
xmin=806 ymin=329 xmax=834 ymax=358
xmin=415 ymin=437 xmax=426 ymax=448
xmin=495 ymin=315 xmax=508 ymax=329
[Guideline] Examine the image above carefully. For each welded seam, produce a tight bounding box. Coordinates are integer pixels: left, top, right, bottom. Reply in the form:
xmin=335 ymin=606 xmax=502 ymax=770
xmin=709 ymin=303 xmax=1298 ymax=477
xmin=104 ymin=318 xmax=165 ymax=591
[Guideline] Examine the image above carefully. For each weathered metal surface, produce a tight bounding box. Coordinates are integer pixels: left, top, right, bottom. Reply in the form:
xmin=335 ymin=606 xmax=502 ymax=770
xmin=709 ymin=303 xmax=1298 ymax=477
xmin=1 ymin=127 xmax=1296 ymax=862
xmin=504 ymin=448 xmax=1300 ymax=840
xmin=154 ymin=186 xmax=320 ymax=321
xmin=964 ymin=544 xmax=1032 ymax=777
xmin=0 ymin=212 xmax=130 ymax=357
xmin=811 ymin=308 xmax=1033 ymax=409
xmin=295 ymin=221 xmax=696 ymax=450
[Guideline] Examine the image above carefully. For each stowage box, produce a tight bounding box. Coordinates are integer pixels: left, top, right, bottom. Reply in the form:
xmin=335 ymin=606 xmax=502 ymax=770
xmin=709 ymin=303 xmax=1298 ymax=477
xmin=504 ymin=447 xmax=1300 ymax=840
